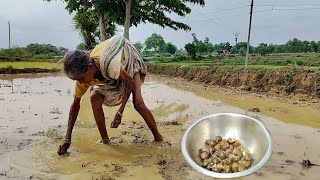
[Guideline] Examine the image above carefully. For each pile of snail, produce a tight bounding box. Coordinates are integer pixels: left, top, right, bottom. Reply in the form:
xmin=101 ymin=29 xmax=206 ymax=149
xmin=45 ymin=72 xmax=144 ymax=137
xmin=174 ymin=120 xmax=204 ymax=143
xmin=199 ymin=136 xmax=252 ymax=173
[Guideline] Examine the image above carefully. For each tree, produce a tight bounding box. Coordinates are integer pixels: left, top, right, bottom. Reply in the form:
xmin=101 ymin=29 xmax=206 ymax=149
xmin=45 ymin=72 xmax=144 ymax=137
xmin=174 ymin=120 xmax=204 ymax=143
xmin=255 ymin=43 xmax=267 ymax=55
xmin=123 ymin=0 xmax=206 ymax=38
xmin=127 ymin=0 xmax=205 ymax=38
xmin=185 ymin=43 xmax=197 ymax=58
xmin=192 ymin=33 xmax=199 ymax=43
xmin=197 ymin=41 xmax=208 ymax=54
xmin=224 ymin=42 xmax=232 ymax=52
xmin=73 ymin=9 xmax=97 ymax=50
xmin=166 ymin=42 xmax=177 ymax=54
xmin=230 ymin=46 xmax=237 ymax=54
xmin=144 ymin=33 xmax=166 ymax=52
xmin=73 ymin=8 xmax=116 ymax=50
xmin=45 ymin=0 xmax=121 ymax=41
xmin=25 ymin=43 xmax=68 ymax=56
xmin=123 ymin=0 xmax=132 ymax=39
xmin=206 ymin=43 xmax=214 ymax=53
xmin=76 ymin=43 xmax=87 ymax=50
xmin=204 ymin=37 xmax=209 ymax=44
xmin=133 ymin=42 xmax=144 ymax=53
xmin=287 ymin=38 xmax=302 ymax=53
xmin=266 ymin=44 xmax=276 ymax=54
xmin=47 ymin=0 xmax=205 ymax=40
xmin=237 ymin=42 xmax=254 ymax=53
xmin=310 ymin=41 xmax=318 ymax=52
xmin=213 ymin=43 xmax=225 ymax=52
xmin=239 ymin=47 xmax=246 ymax=56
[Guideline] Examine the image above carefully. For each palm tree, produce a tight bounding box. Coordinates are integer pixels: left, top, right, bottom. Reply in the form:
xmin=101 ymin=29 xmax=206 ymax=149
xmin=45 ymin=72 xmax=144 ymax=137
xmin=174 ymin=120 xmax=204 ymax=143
xmin=73 ymin=9 xmax=116 ymax=50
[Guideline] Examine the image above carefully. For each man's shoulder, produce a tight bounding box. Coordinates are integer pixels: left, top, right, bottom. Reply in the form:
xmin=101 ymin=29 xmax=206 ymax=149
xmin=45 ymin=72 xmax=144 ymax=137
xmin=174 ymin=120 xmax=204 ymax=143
xmin=90 ymin=39 xmax=111 ymax=57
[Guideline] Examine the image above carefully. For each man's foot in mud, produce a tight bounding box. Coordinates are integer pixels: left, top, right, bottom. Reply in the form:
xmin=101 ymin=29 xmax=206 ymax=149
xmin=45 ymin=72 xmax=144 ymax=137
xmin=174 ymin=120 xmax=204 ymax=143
xmin=57 ymin=140 xmax=71 ymax=156
xmin=154 ymin=134 xmax=164 ymax=142
xmin=97 ymin=138 xmax=110 ymax=144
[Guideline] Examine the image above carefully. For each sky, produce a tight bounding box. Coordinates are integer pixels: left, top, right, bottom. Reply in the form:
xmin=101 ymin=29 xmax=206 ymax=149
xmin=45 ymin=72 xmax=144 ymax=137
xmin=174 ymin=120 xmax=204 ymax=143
xmin=0 ymin=0 xmax=320 ymax=50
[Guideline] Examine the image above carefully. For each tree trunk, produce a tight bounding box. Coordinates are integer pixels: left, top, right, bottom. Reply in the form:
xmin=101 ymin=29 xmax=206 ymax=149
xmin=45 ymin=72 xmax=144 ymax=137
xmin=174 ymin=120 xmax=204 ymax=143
xmin=98 ymin=13 xmax=107 ymax=41
xmin=123 ymin=0 xmax=132 ymax=39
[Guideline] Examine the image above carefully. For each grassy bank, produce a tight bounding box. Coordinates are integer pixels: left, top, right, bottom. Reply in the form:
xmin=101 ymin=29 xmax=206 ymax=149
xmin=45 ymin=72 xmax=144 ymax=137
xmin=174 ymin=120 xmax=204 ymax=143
xmin=0 ymin=62 xmax=62 ymax=69
xmin=144 ymin=53 xmax=320 ymax=67
xmin=0 ymin=61 xmax=62 ymax=74
xmin=146 ymin=63 xmax=320 ymax=97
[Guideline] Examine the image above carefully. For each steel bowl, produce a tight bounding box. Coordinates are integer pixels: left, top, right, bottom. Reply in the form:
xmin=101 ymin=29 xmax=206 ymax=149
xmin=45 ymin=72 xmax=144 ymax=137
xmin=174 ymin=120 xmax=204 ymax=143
xmin=181 ymin=113 xmax=272 ymax=178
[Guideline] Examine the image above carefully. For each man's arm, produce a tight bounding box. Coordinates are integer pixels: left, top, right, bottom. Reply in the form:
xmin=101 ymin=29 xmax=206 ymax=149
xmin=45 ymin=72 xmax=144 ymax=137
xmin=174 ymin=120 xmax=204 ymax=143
xmin=118 ymin=69 xmax=133 ymax=115
xmin=57 ymin=96 xmax=81 ymax=155
xmin=65 ymin=96 xmax=81 ymax=141
xmin=111 ymin=69 xmax=133 ymax=128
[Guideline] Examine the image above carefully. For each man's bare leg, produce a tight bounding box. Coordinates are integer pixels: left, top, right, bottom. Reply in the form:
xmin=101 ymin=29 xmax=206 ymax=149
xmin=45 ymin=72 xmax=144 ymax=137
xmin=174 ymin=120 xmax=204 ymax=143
xmin=91 ymin=92 xmax=109 ymax=144
xmin=132 ymin=73 xmax=163 ymax=141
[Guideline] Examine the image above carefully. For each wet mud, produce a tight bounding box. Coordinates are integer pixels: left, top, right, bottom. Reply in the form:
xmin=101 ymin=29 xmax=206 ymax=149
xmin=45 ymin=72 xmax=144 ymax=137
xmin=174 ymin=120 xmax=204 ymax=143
xmin=0 ymin=73 xmax=319 ymax=180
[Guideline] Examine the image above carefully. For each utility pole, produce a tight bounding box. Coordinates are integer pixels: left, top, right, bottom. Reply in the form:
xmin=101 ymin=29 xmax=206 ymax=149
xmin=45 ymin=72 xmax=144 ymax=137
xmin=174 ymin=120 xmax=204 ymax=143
xmin=8 ymin=21 xmax=11 ymax=49
xmin=245 ymin=0 xmax=254 ymax=68
xmin=233 ymin=32 xmax=240 ymax=54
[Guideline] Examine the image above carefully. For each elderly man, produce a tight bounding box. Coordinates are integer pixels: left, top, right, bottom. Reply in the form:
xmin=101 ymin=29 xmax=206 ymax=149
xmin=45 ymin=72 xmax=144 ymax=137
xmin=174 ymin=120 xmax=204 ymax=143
xmin=58 ymin=35 xmax=163 ymax=155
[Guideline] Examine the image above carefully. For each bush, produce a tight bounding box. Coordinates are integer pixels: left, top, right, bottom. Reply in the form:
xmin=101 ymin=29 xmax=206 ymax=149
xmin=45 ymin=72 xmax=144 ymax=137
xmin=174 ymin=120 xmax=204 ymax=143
xmin=173 ymin=55 xmax=189 ymax=61
xmin=0 ymin=48 xmax=32 ymax=58
xmin=285 ymin=60 xmax=292 ymax=65
xmin=296 ymin=61 xmax=304 ymax=66
xmin=33 ymin=54 xmax=48 ymax=59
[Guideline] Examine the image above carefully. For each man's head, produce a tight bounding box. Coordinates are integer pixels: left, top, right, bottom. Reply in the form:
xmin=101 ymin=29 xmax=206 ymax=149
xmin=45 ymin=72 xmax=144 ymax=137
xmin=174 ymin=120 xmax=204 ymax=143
xmin=63 ymin=50 xmax=96 ymax=84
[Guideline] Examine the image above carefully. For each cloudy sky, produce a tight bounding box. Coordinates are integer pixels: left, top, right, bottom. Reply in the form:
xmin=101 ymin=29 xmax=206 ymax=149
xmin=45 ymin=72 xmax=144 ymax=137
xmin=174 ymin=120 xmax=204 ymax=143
xmin=0 ymin=0 xmax=319 ymax=50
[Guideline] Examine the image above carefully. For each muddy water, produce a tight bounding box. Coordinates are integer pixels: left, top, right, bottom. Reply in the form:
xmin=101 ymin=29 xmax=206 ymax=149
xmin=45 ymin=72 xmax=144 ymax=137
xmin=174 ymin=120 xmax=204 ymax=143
xmin=0 ymin=74 xmax=320 ymax=180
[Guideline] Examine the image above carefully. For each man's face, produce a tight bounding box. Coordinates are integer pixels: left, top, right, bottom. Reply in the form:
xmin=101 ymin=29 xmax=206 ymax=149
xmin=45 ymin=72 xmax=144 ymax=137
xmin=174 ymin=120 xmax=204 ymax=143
xmin=68 ymin=64 xmax=95 ymax=84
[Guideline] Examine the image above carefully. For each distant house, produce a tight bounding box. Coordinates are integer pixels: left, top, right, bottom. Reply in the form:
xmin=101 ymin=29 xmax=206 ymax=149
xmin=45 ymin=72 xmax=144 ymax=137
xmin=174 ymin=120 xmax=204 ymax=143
xmin=176 ymin=49 xmax=188 ymax=55
xmin=219 ymin=50 xmax=230 ymax=56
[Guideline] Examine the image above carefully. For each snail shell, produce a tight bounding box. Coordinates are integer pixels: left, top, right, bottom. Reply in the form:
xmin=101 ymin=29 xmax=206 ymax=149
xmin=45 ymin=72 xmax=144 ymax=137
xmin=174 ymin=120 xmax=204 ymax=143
xmin=224 ymin=165 xmax=232 ymax=173
xmin=233 ymin=155 xmax=241 ymax=162
xmin=218 ymin=151 xmax=227 ymax=160
xmin=200 ymin=151 xmax=210 ymax=160
xmin=206 ymin=140 xmax=216 ymax=147
xmin=225 ymin=149 xmax=232 ymax=157
xmin=215 ymin=136 xmax=223 ymax=143
xmin=227 ymin=138 xmax=236 ymax=144
xmin=233 ymin=140 xmax=241 ymax=147
xmin=238 ymin=164 xmax=246 ymax=172
xmin=231 ymin=163 xmax=239 ymax=173
xmin=221 ymin=142 xmax=230 ymax=151
xmin=240 ymin=159 xmax=251 ymax=168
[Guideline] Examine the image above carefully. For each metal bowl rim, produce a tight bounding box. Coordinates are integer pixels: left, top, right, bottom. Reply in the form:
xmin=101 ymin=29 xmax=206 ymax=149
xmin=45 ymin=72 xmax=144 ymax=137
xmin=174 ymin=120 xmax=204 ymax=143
xmin=181 ymin=113 xmax=273 ymax=179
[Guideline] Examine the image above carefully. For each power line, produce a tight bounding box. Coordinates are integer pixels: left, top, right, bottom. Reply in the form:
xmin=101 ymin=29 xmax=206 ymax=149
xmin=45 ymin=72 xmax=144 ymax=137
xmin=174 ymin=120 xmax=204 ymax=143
xmin=190 ymin=5 xmax=249 ymax=19
xmin=191 ymin=9 xmax=237 ymax=32
xmin=216 ymin=12 xmax=249 ymax=19
xmin=254 ymin=4 xmax=320 ymax=7
xmin=252 ymin=7 xmax=320 ymax=14
xmin=272 ymin=7 xmax=320 ymax=11
xmin=201 ymin=5 xmax=249 ymax=14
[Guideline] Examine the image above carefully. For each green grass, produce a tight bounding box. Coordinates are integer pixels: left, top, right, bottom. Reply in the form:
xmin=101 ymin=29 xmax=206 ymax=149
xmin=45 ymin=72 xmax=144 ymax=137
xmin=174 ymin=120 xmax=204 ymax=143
xmin=147 ymin=53 xmax=320 ymax=67
xmin=0 ymin=62 xmax=62 ymax=69
xmin=160 ymin=61 xmax=285 ymax=69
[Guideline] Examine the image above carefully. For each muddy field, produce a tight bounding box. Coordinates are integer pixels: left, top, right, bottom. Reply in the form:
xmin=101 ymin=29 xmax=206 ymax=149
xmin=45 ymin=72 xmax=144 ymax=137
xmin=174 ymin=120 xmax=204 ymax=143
xmin=0 ymin=73 xmax=320 ymax=180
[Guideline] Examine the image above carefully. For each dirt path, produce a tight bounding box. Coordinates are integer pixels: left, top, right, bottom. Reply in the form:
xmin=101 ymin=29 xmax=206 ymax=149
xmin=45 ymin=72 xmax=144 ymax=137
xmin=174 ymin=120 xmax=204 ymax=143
xmin=0 ymin=74 xmax=319 ymax=180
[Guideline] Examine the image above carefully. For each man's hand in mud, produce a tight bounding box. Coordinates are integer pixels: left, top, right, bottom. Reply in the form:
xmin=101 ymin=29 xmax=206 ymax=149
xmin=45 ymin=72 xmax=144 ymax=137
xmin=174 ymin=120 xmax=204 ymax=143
xmin=57 ymin=139 xmax=71 ymax=156
xmin=110 ymin=112 xmax=122 ymax=128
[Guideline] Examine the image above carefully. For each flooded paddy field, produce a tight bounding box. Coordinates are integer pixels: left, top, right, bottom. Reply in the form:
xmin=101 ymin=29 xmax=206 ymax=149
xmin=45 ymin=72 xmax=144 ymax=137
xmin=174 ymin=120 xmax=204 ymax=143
xmin=0 ymin=73 xmax=319 ymax=180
